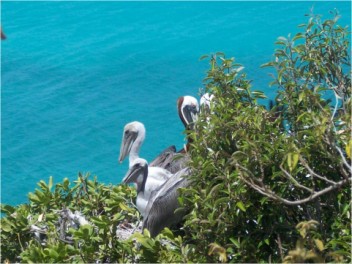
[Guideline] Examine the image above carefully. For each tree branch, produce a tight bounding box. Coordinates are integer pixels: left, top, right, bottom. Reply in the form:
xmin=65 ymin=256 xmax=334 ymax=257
xmin=335 ymin=145 xmax=352 ymax=172
xmin=236 ymin=162 xmax=351 ymax=206
xmin=279 ymin=164 xmax=314 ymax=193
xmin=299 ymin=156 xmax=337 ymax=185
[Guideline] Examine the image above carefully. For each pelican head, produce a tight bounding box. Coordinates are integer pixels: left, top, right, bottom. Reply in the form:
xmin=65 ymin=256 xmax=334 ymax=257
xmin=123 ymin=158 xmax=148 ymax=193
xmin=119 ymin=121 xmax=146 ymax=163
xmin=177 ymin=96 xmax=199 ymax=130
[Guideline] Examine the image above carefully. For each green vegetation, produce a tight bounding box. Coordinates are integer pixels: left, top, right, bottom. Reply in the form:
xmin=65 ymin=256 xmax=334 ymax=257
xmin=1 ymin=11 xmax=350 ymax=263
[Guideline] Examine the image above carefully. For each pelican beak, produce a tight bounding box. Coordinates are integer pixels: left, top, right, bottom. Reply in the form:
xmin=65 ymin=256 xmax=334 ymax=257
xmin=122 ymin=165 xmax=142 ymax=184
xmin=118 ymin=131 xmax=138 ymax=163
xmin=122 ymin=162 xmax=148 ymax=192
xmin=183 ymin=104 xmax=199 ymax=128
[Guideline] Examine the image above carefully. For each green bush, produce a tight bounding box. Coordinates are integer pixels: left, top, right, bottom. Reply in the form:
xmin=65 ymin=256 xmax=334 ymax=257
xmin=1 ymin=174 xmax=140 ymax=262
xmin=182 ymin=10 xmax=350 ymax=263
xmin=1 ymin=10 xmax=350 ymax=263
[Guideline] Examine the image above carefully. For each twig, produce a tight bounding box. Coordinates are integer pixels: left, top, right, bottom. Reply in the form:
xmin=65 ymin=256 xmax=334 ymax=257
xmin=242 ymin=172 xmax=350 ymax=206
xmin=279 ymin=164 xmax=314 ymax=193
xmin=17 ymin=233 xmax=24 ymax=251
xmin=235 ymin=164 xmax=263 ymax=185
xmin=132 ymin=219 xmax=141 ymax=234
xmin=335 ymin=145 xmax=352 ymax=171
xmin=254 ymin=151 xmax=265 ymax=181
xmin=338 ymin=163 xmax=350 ymax=180
xmin=58 ymin=237 xmax=74 ymax=244
xmin=331 ymin=89 xmax=340 ymax=123
xmin=299 ymin=156 xmax=337 ymax=184
xmin=276 ymin=234 xmax=284 ymax=262
xmin=79 ymin=248 xmax=87 ymax=263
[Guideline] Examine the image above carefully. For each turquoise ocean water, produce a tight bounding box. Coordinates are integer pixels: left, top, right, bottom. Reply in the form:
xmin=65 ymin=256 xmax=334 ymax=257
xmin=1 ymin=1 xmax=350 ymax=206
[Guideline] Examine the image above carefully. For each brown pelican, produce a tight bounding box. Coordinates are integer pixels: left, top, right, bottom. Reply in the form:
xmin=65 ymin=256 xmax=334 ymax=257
xmin=177 ymin=95 xmax=199 ymax=133
xmin=122 ymin=158 xmax=172 ymax=217
xmin=142 ymin=95 xmax=213 ymax=237
xmin=119 ymin=121 xmax=145 ymax=165
xmin=142 ymin=167 xmax=191 ymax=237
xmin=149 ymin=95 xmax=199 ymax=172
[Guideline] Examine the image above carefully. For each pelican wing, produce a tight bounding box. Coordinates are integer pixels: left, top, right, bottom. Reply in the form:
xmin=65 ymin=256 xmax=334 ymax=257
xmin=150 ymin=145 xmax=191 ymax=174
xmin=168 ymin=153 xmax=190 ymax=174
xmin=142 ymin=168 xmax=191 ymax=237
xmin=150 ymin=145 xmax=176 ymax=169
xmin=144 ymin=169 xmax=186 ymax=216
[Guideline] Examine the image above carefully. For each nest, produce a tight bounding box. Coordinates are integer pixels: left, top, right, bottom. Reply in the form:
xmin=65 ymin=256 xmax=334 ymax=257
xmin=116 ymin=219 xmax=142 ymax=240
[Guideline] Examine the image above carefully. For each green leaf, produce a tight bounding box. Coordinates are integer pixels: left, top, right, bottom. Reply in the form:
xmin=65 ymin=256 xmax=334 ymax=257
xmin=314 ymin=239 xmax=325 ymax=251
xmin=235 ymin=66 xmax=245 ymax=73
xmin=63 ymin=178 xmax=70 ymax=189
xmin=208 ymin=243 xmax=227 ymax=263
xmin=28 ymin=193 xmax=41 ymax=203
xmin=214 ymin=197 xmax=228 ymax=207
xmin=287 ymin=152 xmax=299 ymax=172
xmin=92 ymin=236 xmax=103 ymax=242
xmin=260 ymin=62 xmax=274 ymax=68
xmin=297 ymin=112 xmax=307 ymax=122
xmin=0 ymin=204 xmax=15 ymax=215
xmin=119 ymin=202 xmax=133 ymax=212
xmin=215 ymin=52 xmax=225 ymax=57
xmin=251 ymin=90 xmax=267 ymax=99
xmin=160 ymin=228 xmax=175 ymax=240
xmin=277 ymin=36 xmax=287 ymax=42
xmin=1 ymin=221 xmax=13 ymax=232
xmin=208 ymin=183 xmax=223 ymax=197
xmin=49 ymin=249 xmax=59 ymax=259
xmin=48 ymin=176 xmax=53 ymax=191
xmin=264 ymin=238 xmax=270 ymax=245
xmin=230 ymin=238 xmax=240 ymax=248
xmin=236 ymin=201 xmax=246 ymax=212
xmin=292 ymin=33 xmax=304 ymax=41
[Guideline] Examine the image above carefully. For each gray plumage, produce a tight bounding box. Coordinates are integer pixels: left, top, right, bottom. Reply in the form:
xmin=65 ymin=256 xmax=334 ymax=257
xmin=150 ymin=145 xmax=190 ymax=174
xmin=142 ymin=167 xmax=191 ymax=237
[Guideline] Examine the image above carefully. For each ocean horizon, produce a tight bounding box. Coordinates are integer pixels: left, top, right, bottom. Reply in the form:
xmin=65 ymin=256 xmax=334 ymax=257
xmin=1 ymin=1 xmax=351 ymax=206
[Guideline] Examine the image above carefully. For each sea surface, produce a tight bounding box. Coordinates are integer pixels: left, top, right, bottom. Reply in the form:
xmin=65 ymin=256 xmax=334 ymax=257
xmin=1 ymin=1 xmax=351 ymax=206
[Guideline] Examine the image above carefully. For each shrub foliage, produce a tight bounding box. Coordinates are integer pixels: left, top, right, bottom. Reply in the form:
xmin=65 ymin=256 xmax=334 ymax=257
xmin=1 ymin=11 xmax=350 ymax=263
xmin=182 ymin=10 xmax=350 ymax=262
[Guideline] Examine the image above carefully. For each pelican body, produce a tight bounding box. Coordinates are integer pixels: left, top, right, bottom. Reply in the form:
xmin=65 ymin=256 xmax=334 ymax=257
xmin=142 ymin=167 xmax=191 ymax=237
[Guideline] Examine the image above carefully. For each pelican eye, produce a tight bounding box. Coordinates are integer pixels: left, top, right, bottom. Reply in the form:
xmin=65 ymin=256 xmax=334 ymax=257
xmin=189 ymin=105 xmax=198 ymax=112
